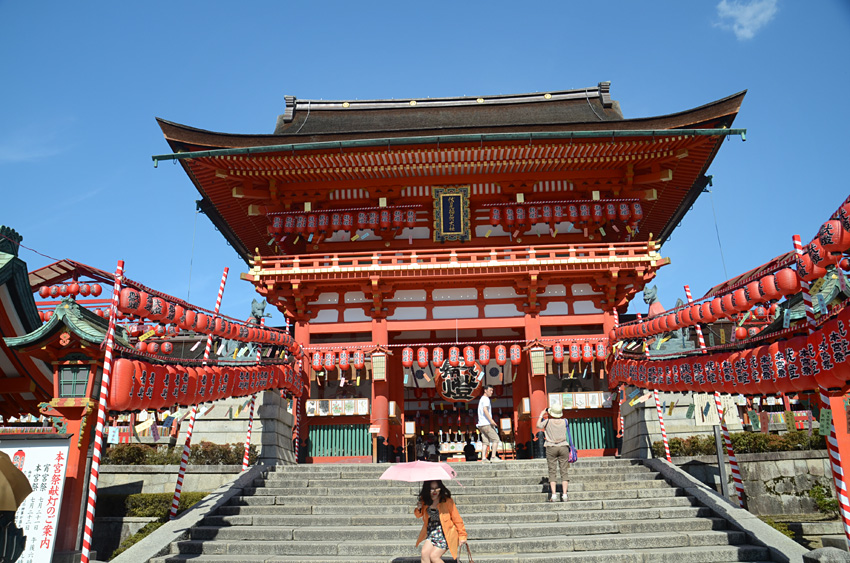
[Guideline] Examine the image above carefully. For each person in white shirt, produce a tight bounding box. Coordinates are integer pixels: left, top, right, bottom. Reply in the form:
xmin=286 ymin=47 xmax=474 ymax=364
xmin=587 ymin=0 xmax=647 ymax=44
xmin=476 ymin=386 xmax=502 ymax=462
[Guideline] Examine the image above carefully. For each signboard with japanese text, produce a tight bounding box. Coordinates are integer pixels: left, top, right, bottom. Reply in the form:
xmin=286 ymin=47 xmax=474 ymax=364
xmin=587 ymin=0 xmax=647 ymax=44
xmin=432 ymin=186 xmax=470 ymax=242
xmin=0 ymin=437 xmax=70 ymax=563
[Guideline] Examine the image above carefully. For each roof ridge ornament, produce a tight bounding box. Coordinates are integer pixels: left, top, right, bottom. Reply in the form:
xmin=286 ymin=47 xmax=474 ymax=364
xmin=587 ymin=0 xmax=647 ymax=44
xmin=0 ymin=225 xmax=22 ymax=257
xmin=598 ymin=82 xmax=612 ymax=108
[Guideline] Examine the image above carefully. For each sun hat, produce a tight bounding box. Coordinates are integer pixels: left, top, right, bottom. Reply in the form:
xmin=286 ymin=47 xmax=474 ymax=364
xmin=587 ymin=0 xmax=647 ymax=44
xmin=548 ymin=405 xmax=563 ymax=418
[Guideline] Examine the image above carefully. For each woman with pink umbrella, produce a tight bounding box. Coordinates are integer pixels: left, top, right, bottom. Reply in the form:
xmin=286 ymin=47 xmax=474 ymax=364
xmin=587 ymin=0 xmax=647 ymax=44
xmin=414 ymin=480 xmax=467 ymax=563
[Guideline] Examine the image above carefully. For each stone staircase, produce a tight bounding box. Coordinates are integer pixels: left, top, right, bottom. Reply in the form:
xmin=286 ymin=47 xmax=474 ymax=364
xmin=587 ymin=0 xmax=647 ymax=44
xmin=151 ymin=458 xmax=774 ymax=562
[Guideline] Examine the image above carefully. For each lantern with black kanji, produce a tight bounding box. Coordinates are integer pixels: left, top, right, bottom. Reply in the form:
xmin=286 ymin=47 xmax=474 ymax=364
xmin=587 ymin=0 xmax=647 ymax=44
xmin=568 ymin=205 xmax=580 ymax=224
xmin=617 ymin=203 xmax=631 ymax=222
xmin=448 ymin=347 xmax=460 ymax=367
xmin=495 ymin=345 xmax=507 ymax=366
xmin=324 ymin=351 xmax=335 ymax=371
xmin=579 ymin=203 xmax=591 ymax=224
xmin=553 ymin=342 xmax=564 ymax=363
xmin=478 ymin=345 xmax=490 ymax=365
xmin=463 ymin=346 xmax=475 ymax=365
xmin=553 ymin=205 xmax=564 ymax=224
xmin=432 ymin=347 xmax=444 ymax=367
xmin=393 ymin=209 xmax=404 ymax=228
xmin=353 ymin=350 xmax=365 ymax=370
xmin=569 ymin=342 xmax=581 ymax=363
xmin=582 ymin=342 xmax=593 ymax=363
xmin=489 ymin=208 xmax=501 ymax=226
xmin=417 ymin=347 xmax=429 ymax=368
xmin=380 ymin=209 xmax=391 ymax=231
xmin=406 ymin=210 xmax=417 ymax=229
xmin=509 ymin=344 xmax=521 ymax=365
xmin=402 ymin=347 xmax=414 ymax=370
xmin=312 ymin=352 xmax=322 ymax=372
xmin=342 ymin=213 xmax=354 ymax=232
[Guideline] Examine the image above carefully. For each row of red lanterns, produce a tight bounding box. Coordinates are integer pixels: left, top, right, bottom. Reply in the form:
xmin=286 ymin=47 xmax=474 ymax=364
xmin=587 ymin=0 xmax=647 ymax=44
xmin=614 ymin=268 xmax=804 ymax=341
xmin=269 ymin=208 xmax=418 ymax=238
xmin=134 ymin=341 xmax=174 ymax=355
xmin=797 ymin=202 xmax=850 ymax=281
xmin=37 ymin=283 xmax=103 ymax=299
xmin=117 ymin=287 xmax=298 ymax=352
xmin=311 ymin=350 xmax=366 ymax=372
xmin=488 ymin=201 xmax=642 ymax=231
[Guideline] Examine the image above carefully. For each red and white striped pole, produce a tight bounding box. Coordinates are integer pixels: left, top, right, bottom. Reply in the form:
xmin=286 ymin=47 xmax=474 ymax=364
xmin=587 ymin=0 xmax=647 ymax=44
xmin=80 ymin=260 xmax=123 ymax=563
xmin=169 ymin=267 xmax=229 ymax=520
xmin=684 ymin=285 xmax=707 ymax=354
xmin=240 ymin=319 xmax=265 ymax=470
xmin=653 ymin=389 xmax=671 ymax=462
xmin=242 ymin=394 xmax=256 ymax=470
xmin=714 ymin=392 xmax=745 ymax=508
xmin=821 ymin=387 xmax=850 ymax=548
xmin=793 ymin=234 xmax=850 ymax=547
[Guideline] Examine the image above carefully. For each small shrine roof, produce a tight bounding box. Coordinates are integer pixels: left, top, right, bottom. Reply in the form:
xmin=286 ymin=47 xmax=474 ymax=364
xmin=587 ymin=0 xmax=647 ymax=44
xmin=4 ymin=297 xmax=131 ymax=351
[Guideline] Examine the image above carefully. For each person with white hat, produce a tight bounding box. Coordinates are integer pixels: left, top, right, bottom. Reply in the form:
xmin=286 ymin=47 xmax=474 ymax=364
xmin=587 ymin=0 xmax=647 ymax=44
xmin=537 ymin=405 xmax=571 ymax=501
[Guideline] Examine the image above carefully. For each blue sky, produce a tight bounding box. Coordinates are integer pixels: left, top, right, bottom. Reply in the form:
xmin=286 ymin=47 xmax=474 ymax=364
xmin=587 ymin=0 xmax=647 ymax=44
xmin=2 ymin=1 xmax=848 ymax=322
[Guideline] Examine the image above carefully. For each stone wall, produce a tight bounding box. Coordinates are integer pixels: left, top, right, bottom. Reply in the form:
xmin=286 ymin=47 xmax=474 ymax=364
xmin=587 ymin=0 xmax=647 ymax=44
xmin=174 ymin=390 xmax=296 ymax=465
xmin=620 ymin=389 xmax=746 ymax=459
xmin=669 ymin=450 xmax=832 ymax=515
xmin=98 ymin=464 xmax=243 ymax=495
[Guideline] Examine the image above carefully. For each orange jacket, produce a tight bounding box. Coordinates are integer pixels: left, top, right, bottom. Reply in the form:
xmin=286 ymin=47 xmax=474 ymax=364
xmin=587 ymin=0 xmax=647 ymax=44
xmin=414 ymin=497 xmax=467 ymax=560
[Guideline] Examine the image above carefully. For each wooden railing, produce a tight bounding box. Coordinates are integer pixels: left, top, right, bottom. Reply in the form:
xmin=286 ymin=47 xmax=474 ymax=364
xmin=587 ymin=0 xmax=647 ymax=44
xmin=252 ymin=241 xmax=660 ymax=275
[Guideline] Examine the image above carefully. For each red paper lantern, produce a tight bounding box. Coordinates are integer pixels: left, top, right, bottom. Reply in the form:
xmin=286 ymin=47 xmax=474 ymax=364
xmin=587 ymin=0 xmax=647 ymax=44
xmin=69 ymin=282 xmax=80 ymax=296
xmin=91 ymin=284 xmax=102 ymax=297
xmin=617 ymin=203 xmax=631 ymax=222
xmin=569 ymin=343 xmax=581 ymax=363
xmin=731 ymin=288 xmax=750 ymax=313
xmin=510 ymin=344 xmax=521 ymax=365
xmin=595 ymin=341 xmax=607 ymax=361
xmin=553 ymin=343 xmax=564 ymax=363
xmin=495 ymin=345 xmax=507 ymax=366
xmin=318 ymin=213 xmax=330 ymax=235
xmin=417 ymin=347 xmax=429 ymax=368
xmin=568 ymin=205 xmax=580 ymax=224
xmin=515 ymin=206 xmax=527 ymax=228
xmin=80 ymin=284 xmax=91 ymax=297
xmin=795 ymin=249 xmax=826 ymax=282
xmin=489 ymin=208 xmax=501 ymax=226
xmin=631 ymin=202 xmax=644 ymax=223
xmin=734 ymin=327 xmax=748 ymax=341
xmin=774 ymin=268 xmax=801 ymax=296
xmin=406 ymin=210 xmax=417 ymax=229
xmin=339 ymin=350 xmax=350 ymax=371
xmin=745 ymin=280 xmax=763 ymax=306
xmin=448 ymin=347 xmax=460 ymax=367
xmin=579 ymin=203 xmax=591 ymax=224
xmin=503 ymin=207 xmax=515 ymax=228
xmin=353 ymin=350 xmax=365 ymax=370
xmin=581 ymin=342 xmax=593 ymax=363
xmin=553 ymin=205 xmax=564 ymax=224
xmin=324 ymin=351 xmax=335 ymax=371
xmin=38 ymin=286 xmax=50 ymax=298
xmin=808 ymin=239 xmax=836 ymax=268
xmin=402 ymin=347 xmax=414 ymax=368
xmin=368 ymin=211 xmax=379 ymax=230
xmin=463 ymin=346 xmax=475 ymax=365
xmin=542 ymin=205 xmax=553 ymax=225
xmin=59 ymin=284 xmax=69 ymax=297
xmin=380 ymin=210 xmax=391 ymax=230
xmin=312 ymin=352 xmax=322 ymax=372
xmin=195 ymin=313 xmax=210 ymax=333
xmin=592 ymin=203 xmax=604 ymax=224
xmin=478 ymin=345 xmax=490 ymax=365
xmin=432 ymin=347 xmax=444 ymax=367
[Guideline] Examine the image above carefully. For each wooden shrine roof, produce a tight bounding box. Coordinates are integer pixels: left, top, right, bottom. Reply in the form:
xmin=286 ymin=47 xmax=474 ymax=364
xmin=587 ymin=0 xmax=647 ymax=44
xmin=155 ymin=85 xmax=746 ymax=263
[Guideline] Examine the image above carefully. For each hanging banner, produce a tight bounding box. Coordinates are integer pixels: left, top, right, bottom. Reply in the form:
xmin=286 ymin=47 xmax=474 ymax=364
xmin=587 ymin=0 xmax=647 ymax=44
xmin=1 ymin=437 xmax=71 ymax=563
xmin=609 ymin=306 xmax=850 ymax=396
xmin=432 ymin=186 xmax=471 ymax=242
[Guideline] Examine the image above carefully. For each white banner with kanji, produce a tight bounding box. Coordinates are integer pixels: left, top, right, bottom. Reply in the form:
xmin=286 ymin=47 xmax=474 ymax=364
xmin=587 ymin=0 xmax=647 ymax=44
xmin=0 ymin=438 xmax=70 ymax=563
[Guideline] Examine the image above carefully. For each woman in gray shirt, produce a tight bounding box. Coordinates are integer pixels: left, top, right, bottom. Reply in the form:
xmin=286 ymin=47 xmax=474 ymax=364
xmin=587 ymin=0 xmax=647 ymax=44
xmin=537 ymin=405 xmax=571 ymax=501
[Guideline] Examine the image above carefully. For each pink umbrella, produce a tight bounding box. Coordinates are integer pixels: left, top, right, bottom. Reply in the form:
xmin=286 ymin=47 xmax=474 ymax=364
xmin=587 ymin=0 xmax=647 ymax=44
xmin=379 ymin=460 xmax=457 ymax=483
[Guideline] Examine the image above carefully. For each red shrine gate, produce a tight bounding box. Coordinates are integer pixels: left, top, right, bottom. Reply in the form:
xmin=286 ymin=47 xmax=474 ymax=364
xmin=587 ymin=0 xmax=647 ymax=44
xmin=154 ymin=83 xmax=746 ymax=461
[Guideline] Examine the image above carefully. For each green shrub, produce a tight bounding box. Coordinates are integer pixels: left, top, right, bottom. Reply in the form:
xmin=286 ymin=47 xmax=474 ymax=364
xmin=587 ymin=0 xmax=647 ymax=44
xmin=759 ymin=517 xmax=794 ymax=538
xmin=652 ymin=429 xmax=827 ymax=458
xmin=809 ymin=483 xmax=839 ymax=517
xmin=104 ymin=492 xmax=209 ymax=560
xmin=109 ymin=520 xmax=165 ymax=559
xmin=125 ymin=491 xmax=209 ymax=518
xmin=103 ymin=442 xmax=258 ymax=466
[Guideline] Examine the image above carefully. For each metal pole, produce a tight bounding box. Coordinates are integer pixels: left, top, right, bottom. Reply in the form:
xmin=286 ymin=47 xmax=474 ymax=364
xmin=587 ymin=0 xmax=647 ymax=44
xmin=713 ymin=425 xmax=729 ymax=501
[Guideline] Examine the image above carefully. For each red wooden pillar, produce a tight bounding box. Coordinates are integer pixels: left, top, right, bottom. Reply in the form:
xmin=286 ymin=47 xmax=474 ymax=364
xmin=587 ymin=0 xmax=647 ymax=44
xmin=371 ymin=318 xmax=390 ymax=440
xmin=294 ymin=320 xmax=310 ymax=456
xmin=525 ymin=313 xmax=548 ymax=419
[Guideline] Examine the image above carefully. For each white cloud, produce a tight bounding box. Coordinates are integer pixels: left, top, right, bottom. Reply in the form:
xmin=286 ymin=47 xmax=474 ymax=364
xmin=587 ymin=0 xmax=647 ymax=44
xmin=716 ymin=0 xmax=778 ymax=40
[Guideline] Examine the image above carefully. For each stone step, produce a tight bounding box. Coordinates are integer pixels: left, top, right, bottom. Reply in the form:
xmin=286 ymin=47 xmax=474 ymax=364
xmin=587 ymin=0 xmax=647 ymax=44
xmin=234 ymin=487 xmax=683 ymax=504
xmin=210 ymin=504 xmax=713 ymax=524
xmin=216 ymin=496 xmax=698 ymax=517
xmin=189 ymin=517 xmax=728 ymax=543
xmin=259 ymin=472 xmax=663 ymax=489
xmin=154 ymin=544 xmax=773 ymax=563
xmin=171 ymin=530 xmax=749 ymax=556
xmin=249 ymin=478 xmax=670 ymax=495
xmin=224 ymin=495 xmax=696 ymax=514
xmin=266 ymin=459 xmax=645 ymax=472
